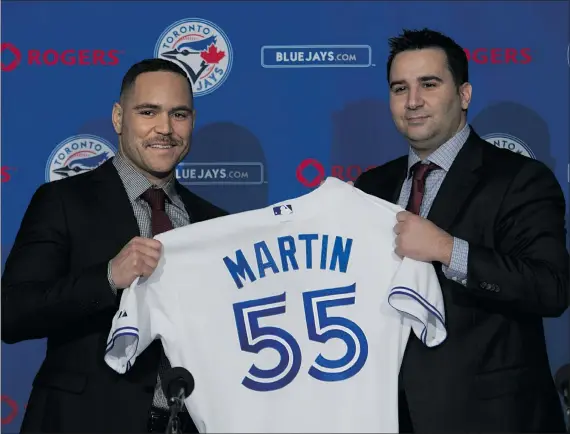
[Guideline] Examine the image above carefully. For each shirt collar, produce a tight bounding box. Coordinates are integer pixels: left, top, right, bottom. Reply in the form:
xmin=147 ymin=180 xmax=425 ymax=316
xmin=407 ymin=123 xmax=471 ymax=177
xmin=112 ymin=152 xmax=179 ymax=203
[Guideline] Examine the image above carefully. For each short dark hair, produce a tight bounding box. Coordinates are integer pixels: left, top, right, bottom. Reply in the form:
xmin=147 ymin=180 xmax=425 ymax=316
xmin=119 ymin=58 xmax=193 ymax=101
xmin=386 ymin=28 xmax=468 ymax=87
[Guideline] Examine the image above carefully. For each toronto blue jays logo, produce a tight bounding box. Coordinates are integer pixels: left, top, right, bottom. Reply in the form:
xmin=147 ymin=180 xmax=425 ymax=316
xmin=481 ymin=133 xmax=536 ymax=159
xmin=154 ymin=18 xmax=233 ymax=97
xmin=45 ymin=134 xmax=116 ymax=182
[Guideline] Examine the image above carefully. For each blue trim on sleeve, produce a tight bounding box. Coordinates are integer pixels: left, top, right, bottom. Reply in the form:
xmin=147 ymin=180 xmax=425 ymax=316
xmin=106 ymin=326 xmax=139 ymax=351
xmin=388 ymin=286 xmax=446 ymax=345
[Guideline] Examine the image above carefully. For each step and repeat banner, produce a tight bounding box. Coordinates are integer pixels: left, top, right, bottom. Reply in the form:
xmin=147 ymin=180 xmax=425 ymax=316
xmin=2 ymin=1 xmax=569 ymax=430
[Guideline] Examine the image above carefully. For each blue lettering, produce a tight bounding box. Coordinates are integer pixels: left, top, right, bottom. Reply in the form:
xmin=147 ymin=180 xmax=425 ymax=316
xmin=330 ymin=236 xmax=353 ymax=272
xmin=223 ymin=250 xmax=257 ymax=289
xmin=224 ymin=234 xmax=353 ymax=289
xmin=254 ymin=241 xmax=279 ymax=278
xmin=320 ymin=235 xmax=329 ymax=270
xmin=277 ymin=236 xmax=299 ymax=272
xmin=298 ymin=233 xmax=318 ymax=269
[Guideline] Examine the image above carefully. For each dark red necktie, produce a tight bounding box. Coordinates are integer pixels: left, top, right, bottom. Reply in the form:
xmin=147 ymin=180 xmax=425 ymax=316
xmin=406 ymin=162 xmax=439 ymax=215
xmin=140 ymin=187 xmax=176 ymax=409
xmin=141 ymin=188 xmax=173 ymax=236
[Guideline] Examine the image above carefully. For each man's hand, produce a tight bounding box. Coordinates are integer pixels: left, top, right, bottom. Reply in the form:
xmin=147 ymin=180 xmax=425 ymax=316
xmin=394 ymin=211 xmax=454 ymax=265
xmin=110 ymin=237 xmax=163 ymax=289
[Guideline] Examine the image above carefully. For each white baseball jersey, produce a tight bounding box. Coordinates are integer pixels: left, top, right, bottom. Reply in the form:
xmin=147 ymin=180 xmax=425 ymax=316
xmin=105 ymin=177 xmax=447 ymax=433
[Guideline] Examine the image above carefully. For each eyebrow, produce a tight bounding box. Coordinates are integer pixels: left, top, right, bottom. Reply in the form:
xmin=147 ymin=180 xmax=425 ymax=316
xmin=419 ymin=75 xmax=443 ymax=83
xmin=133 ymin=103 xmax=193 ymax=113
xmin=389 ymin=75 xmax=443 ymax=88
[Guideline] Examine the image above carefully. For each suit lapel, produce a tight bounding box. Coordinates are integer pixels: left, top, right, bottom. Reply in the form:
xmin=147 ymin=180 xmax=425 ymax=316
xmin=364 ymin=156 xmax=408 ymax=204
xmin=390 ymin=167 xmax=407 ymax=204
xmin=427 ymin=132 xmax=483 ymax=232
xmin=174 ymin=182 xmax=196 ymax=221
xmin=91 ymin=160 xmax=140 ymax=246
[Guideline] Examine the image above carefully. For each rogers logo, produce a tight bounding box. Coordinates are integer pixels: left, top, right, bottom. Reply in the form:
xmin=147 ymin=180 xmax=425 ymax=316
xmin=1 ymin=43 xmax=22 ymax=71
xmin=463 ymin=48 xmax=531 ymax=64
xmin=0 ymin=44 xmax=123 ymax=71
xmin=296 ymin=158 xmax=376 ymax=187
xmin=1 ymin=166 xmax=16 ymax=183
xmin=1 ymin=395 xmax=22 ymax=425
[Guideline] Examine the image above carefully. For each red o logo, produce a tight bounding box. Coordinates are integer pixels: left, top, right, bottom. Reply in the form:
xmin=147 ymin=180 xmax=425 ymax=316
xmin=1 ymin=395 xmax=18 ymax=425
xmin=296 ymin=158 xmax=325 ymax=188
xmin=1 ymin=43 xmax=22 ymax=72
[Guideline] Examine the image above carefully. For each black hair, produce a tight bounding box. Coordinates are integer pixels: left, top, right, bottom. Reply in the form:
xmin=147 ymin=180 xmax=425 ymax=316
xmin=119 ymin=58 xmax=193 ymax=100
xmin=387 ymin=28 xmax=468 ymax=87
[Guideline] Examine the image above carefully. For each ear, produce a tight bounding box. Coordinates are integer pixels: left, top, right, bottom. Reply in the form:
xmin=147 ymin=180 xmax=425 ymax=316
xmin=459 ymin=82 xmax=472 ymax=111
xmin=112 ymin=102 xmax=123 ymax=135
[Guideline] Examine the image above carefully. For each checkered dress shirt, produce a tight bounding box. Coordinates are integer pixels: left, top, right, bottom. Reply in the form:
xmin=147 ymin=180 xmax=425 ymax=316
xmin=397 ymin=123 xmax=471 ymax=286
xmin=107 ymin=153 xmax=191 ymax=409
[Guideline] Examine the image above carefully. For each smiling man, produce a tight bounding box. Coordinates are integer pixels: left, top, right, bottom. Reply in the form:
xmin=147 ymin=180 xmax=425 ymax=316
xmin=1 ymin=58 xmax=227 ymax=433
xmin=355 ymin=29 xmax=568 ymax=432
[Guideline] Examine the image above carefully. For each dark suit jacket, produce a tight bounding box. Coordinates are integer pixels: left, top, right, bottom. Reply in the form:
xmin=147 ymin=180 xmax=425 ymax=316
xmin=355 ymin=129 xmax=569 ymax=432
xmin=1 ymin=159 xmax=228 ymax=433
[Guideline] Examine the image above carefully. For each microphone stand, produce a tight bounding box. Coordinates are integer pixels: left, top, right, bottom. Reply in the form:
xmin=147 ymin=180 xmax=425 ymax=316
xmin=166 ymin=388 xmax=185 ymax=434
xmin=563 ymin=387 xmax=570 ymax=433
xmin=555 ymin=365 xmax=570 ymax=433
xmin=162 ymin=367 xmax=194 ymax=434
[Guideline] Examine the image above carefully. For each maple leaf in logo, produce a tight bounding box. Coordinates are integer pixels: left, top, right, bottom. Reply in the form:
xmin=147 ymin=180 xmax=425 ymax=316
xmin=200 ymin=44 xmax=225 ymax=64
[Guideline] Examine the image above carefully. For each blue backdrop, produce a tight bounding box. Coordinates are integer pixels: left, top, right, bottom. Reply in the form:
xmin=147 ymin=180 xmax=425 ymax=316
xmin=2 ymin=1 xmax=569 ymax=430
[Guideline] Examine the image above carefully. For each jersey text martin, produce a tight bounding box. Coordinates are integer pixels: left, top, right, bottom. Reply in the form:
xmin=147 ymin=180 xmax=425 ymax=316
xmin=224 ymin=233 xmax=353 ymax=289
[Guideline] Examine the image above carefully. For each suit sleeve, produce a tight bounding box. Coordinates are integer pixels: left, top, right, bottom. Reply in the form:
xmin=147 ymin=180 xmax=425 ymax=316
xmin=105 ymin=259 xmax=177 ymax=374
xmin=388 ymin=257 xmax=448 ymax=348
xmin=465 ymin=160 xmax=569 ymax=317
xmin=1 ymin=183 xmax=119 ymax=344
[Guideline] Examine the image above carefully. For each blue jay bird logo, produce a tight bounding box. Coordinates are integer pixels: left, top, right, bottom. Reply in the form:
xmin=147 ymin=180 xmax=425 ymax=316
xmin=161 ymin=35 xmax=219 ymax=84
xmin=45 ymin=134 xmax=116 ymax=182
xmin=155 ymin=18 xmax=234 ymax=97
xmin=52 ymin=152 xmax=111 ymax=177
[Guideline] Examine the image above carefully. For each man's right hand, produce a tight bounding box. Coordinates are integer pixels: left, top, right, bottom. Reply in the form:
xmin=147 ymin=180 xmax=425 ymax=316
xmin=110 ymin=237 xmax=163 ymax=289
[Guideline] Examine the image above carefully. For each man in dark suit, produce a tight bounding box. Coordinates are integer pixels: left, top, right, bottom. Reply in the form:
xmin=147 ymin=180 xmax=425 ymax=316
xmin=355 ymin=29 xmax=569 ymax=432
xmin=1 ymin=59 xmax=227 ymax=433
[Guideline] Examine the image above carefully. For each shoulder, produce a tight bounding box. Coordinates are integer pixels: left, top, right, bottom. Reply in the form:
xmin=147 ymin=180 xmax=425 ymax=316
xmin=30 ymin=160 xmax=112 ymax=202
xmin=355 ymin=155 xmax=407 ymax=189
xmin=474 ymin=133 xmax=556 ymax=185
xmin=175 ymin=184 xmax=229 ymax=222
xmin=463 ymin=132 xmax=564 ymax=211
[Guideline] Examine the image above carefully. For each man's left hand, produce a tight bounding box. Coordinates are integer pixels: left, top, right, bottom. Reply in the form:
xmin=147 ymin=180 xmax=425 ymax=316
xmin=394 ymin=211 xmax=454 ymax=265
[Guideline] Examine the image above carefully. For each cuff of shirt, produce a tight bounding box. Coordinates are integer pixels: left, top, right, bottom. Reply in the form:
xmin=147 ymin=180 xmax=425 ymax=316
xmin=107 ymin=260 xmax=118 ymax=295
xmin=442 ymin=237 xmax=469 ymax=286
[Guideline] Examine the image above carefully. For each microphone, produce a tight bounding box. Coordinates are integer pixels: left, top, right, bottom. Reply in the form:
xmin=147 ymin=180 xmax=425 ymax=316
xmin=555 ymin=364 xmax=570 ymax=433
xmin=161 ymin=367 xmax=195 ymax=434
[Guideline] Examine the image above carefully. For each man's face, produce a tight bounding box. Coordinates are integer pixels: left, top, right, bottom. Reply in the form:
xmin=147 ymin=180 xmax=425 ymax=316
xmin=389 ymin=48 xmax=471 ymax=156
xmin=112 ymin=70 xmax=194 ymax=183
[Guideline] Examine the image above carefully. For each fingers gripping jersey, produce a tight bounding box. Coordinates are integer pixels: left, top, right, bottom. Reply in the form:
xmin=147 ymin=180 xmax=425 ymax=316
xmin=105 ymin=177 xmax=447 ymax=433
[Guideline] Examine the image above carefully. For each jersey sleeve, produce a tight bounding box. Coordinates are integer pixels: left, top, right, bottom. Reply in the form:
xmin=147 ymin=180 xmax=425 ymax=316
xmin=387 ymin=257 xmax=447 ymax=347
xmin=104 ymin=273 xmax=174 ymax=374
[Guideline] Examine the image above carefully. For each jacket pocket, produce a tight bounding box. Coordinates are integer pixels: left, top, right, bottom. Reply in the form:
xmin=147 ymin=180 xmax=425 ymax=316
xmin=474 ymin=365 xmax=535 ymax=400
xmin=33 ymin=368 xmax=88 ymax=394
